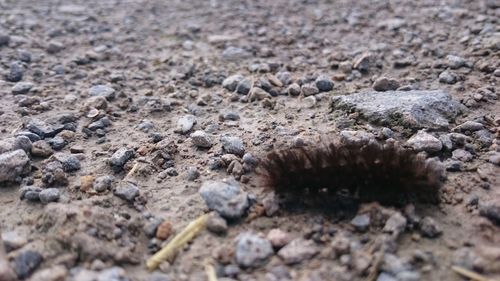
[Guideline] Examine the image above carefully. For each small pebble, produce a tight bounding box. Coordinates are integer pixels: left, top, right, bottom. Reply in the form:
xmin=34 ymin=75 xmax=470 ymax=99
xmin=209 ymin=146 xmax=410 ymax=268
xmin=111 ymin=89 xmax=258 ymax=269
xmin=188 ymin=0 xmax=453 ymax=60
xmin=267 ymin=229 xmax=291 ymax=249
xmin=419 ymin=217 xmax=442 ymax=238
xmin=350 ymin=214 xmax=371 ymax=232
xmin=277 ymin=238 xmax=319 ymax=265
xmin=190 ymin=130 xmax=212 ymax=148
xmin=156 ymin=220 xmax=173 ymax=240
xmin=315 ymin=75 xmax=334 ymax=92
xmin=113 ymin=182 xmax=140 ymax=202
xmin=39 ymin=188 xmax=60 ymax=204
xmin=206 ymin=213 xmax=228 ymax=235
xmin=235 ymin=232 xmax=273 ymax=268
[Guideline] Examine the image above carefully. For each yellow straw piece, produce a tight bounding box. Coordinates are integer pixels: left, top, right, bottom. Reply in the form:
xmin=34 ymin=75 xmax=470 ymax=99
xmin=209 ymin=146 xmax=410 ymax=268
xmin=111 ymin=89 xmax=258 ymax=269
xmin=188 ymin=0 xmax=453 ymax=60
xmin=451 ymin=266 xmax=496 ymax=281
xmin=204 ymin=261 xmax=218 ymax=281
xmin=146 ymin=214 xmax=209 ymax=271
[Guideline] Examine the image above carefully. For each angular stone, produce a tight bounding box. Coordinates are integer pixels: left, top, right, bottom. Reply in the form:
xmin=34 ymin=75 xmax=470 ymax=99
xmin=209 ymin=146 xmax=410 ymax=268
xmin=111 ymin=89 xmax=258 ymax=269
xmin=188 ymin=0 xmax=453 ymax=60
xmin=235 ymin=233 xmax=273 ymax=268
xmin=199 ymin=179 xmax=249 ymax=219
xmin=277 ymin=238 xmax=319 ymax=265
xmin=407 ymin=131 xmax=442 ymax=153
xmin=114 ymin=182 xmax=139 ymax=202
xmin=332 ymin=90 xmax=464 ymax=129
xmin=12 ymin=82 xmax=34 ymax=95
xmin=0 ymin=150 xmax=30 ymax=183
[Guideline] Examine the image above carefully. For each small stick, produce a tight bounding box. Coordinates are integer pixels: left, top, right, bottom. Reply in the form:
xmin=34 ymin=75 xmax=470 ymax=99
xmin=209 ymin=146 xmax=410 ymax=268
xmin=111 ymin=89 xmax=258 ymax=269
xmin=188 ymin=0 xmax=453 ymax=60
xmin=146 ymin=214 xmax=209 ymax=271
xmin=451 ymin=266 xmax=495 ymax=281
xmin=124 ymin=162 xmax=139 ymax=181
xmin=204 ymin=260 xmax=218 ymax=281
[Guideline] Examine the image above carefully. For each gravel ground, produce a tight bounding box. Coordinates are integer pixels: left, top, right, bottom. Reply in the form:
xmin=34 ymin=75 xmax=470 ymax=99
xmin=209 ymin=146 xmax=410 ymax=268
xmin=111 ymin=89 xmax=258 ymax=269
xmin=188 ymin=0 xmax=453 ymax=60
xmin=0 ymin=0 xmax=499 ymax=280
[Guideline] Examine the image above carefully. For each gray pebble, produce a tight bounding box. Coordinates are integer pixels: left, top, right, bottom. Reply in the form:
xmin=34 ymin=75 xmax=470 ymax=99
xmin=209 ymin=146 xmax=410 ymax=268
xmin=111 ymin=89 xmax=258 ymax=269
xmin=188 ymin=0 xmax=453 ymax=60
xmin=0 ymin=136 xmax=32 ymax=154
xmin=15 ymin=132 xmax=41 ymax=142
xmin=110 ymin=147 xmax=134 ymax=170
xmin=373 ymin=77 xmax=400 ymax=91
xmin=350 ymin=214 xmax=371 ymax=232
xmin=220 ymin=135 xmax=245 ymax=156
xmin=277 ymin=238 xmax=319 ymax=265
xmin=114 ymin=182 xmax=140 ymax=202
xmin=376 ymin=273 xmax=397 ymax=281
xmin=89 ymin=85 xmax=116 ymax=100
xmin=0 ymin=34 xmax=10 ymax=46
xmin=26 ymin=118 xmax=64 ymax=138
xmin=199 ymin=179 xmax=249 ymax=219
xmin=287 ymin=83 xmax=301 ymax=96
xmin=53 ymin=153 xmax=80 ymax=172
xmin=222 ymin=46 xmax=251 ymax=61
xmin=18 ymin=50 xmax=31 ymax=63
xmin=94 ymin=175 xmax=114 ymax=192
xmin=39 ymin=188 xmax=60 ymax=204
xmin=396 ymin=271 xmax=421 ymax=281
xmin=1 ymin=231 xmax=28 ymax=251
xmin=407 ymin=130 xmax=442 ymax=153
xmin=419 ymin=217 xmax=442 ymax=238
xmin=236 ymin=78 xmax=252 ymax=95
xmin=301 ymin=83 xmax=319 ymax=96
xmin=186 ymin=167 xmax=200 ymax=181
xmin=438 ymin=70 xmax=457 ymax=84
xmin=222 ymin=75 xmax=244 ymax=92
xmin=206 ymin=213 xmax=228 ymax=235
xmin=315 ymin=75 xmax=334 ymax=92
xmin=488 ymin=152 xmax=500 ymax=166
xmin=13 ymin=251 xmax=43 ymax=279
xmin=46 ymin=41 xmax=64 ymax=54
xmin=235 ymin=232 xmax=273 ymax=268
xmin=19 ymin=186 xmax=41 ymax=201
xmin=451 ymin=149 xmax=473 ymax=162
xmin=6 ymin=62 xmax=24 ymax=82
xmin=11 ymin=82 xmax=34 ymax=95
xmin=383 ymin=212 xmax=407 ymax=236
xmin=175 ymin=115 xmax=197 ymax=134
xmin=0 ymin=150 xmax=30 ymax=183
xmin=479 ymin=198 xmax=500 ymax=225
xmin=446 ymin=55 xmax=466 ymax=69
xmin=47 ymin=136 xmax=66 ymax=150
xmin=445 ymin=159 xmax=462 ymax=171
xmin=453 ymin=121 xmax=484 ymax=132
xmin=190 ymin=130 xmax=212 ymax=148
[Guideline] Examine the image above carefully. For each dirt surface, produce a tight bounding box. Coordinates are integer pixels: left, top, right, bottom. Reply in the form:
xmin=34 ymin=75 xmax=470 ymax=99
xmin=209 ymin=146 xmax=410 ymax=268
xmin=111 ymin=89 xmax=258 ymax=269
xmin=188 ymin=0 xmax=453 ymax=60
xmin=0 ymin=0 xmax=499 ymax=280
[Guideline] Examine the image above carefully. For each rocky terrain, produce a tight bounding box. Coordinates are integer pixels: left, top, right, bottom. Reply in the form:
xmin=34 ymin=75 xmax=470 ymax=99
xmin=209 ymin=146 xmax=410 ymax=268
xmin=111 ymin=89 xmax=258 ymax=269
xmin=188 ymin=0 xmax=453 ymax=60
xmin=0 ymin=0 xmax=499 ymax=280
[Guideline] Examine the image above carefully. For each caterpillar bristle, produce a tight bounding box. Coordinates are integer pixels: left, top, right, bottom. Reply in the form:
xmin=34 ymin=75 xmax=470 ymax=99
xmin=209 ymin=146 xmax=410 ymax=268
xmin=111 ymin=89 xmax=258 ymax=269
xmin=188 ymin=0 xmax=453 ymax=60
xmin=258 ymin=140 xmax=444 ymax=205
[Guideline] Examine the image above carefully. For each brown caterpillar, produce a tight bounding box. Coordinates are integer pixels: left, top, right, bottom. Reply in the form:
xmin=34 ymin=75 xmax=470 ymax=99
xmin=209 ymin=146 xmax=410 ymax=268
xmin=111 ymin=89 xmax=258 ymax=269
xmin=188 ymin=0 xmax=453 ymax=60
xmin=258 ymin=140 xmax=444 ymax=205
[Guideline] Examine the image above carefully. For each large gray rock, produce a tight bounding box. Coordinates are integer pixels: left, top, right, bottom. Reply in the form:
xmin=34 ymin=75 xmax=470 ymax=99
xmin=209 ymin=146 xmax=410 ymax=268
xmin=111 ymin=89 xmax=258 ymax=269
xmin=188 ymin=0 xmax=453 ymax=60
xmin=0 ymin=136 xmax=32 ymax=154
xmin=0 ymin=150 xmax=30 ymax=183
xmin=199 ymin=179 xmax=249 ymax=219
xmin=331 ymin=90 xmax=464 ymax=129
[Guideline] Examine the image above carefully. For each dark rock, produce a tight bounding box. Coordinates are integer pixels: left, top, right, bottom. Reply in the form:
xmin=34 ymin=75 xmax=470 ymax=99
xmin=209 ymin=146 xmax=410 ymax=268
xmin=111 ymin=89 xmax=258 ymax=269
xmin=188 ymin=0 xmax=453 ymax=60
xmin=52 ymin=153 xmax=81 ymax=172
xmin=110 ymin=148 xmax=134 ymax=170
xmin=6 ymin=62 xmax=24 ymax=82
xmin=479 ymin=198 xmax=500 ymax=225
xmin=13 ymin=250 xmax=43 ymax=279
xmin=315 ymin=75 xmax=334 ymax=92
